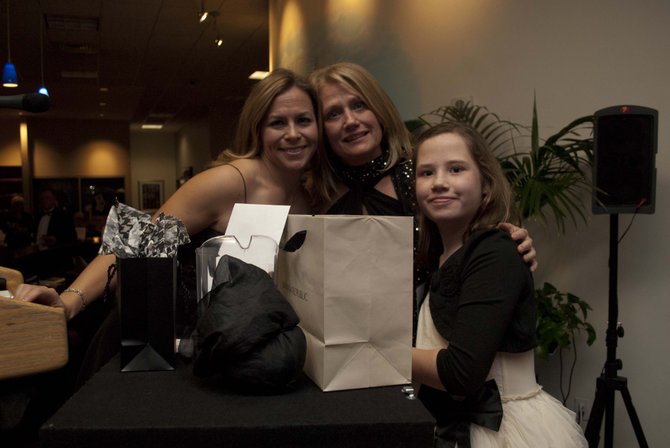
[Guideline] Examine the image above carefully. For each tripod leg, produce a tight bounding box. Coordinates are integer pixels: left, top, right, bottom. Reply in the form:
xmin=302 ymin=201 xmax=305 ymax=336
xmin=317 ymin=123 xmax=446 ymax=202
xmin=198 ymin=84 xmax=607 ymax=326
xmin=620 ymin=383 xmax=649 ymax=447
xmin=605 ymin=390 xmax=615 ymax=448
xmin=585 ymin=377 xmax=607 ymax=447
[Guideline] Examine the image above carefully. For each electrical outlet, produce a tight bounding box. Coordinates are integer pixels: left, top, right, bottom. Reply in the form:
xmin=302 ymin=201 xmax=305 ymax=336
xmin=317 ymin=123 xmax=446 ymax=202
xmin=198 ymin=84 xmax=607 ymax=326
xmin=574 ymin=397 xmax=589 ymax=428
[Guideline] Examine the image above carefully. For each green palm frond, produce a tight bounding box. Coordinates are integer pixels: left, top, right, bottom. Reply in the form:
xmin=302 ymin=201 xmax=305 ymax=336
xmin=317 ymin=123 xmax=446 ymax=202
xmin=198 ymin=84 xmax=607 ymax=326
xmin=407 ymin=97 xmax=594 ymax=234
xmin=418 ymin=99 xmax=526 ymax=154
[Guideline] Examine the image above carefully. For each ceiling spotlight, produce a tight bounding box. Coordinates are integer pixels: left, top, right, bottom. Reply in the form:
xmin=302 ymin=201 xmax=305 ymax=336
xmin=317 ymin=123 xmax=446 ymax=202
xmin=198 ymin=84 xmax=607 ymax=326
xmin=212 ymin=11 xmax=223 ymax=47
xmin=141 ymin=124 xmax=163 ymax=130
xmin=198 ymin=0 xmax=208 ymax=22
xmin=248 ymin=71 xmax=269 ymax=80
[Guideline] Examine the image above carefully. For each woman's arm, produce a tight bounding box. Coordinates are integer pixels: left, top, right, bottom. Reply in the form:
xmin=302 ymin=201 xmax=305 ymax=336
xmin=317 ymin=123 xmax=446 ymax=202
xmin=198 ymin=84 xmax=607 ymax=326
xmin=156 ymin=163 xmax=247 ymax=233
xmin=14 ymin=253 xmax=116 ymax=320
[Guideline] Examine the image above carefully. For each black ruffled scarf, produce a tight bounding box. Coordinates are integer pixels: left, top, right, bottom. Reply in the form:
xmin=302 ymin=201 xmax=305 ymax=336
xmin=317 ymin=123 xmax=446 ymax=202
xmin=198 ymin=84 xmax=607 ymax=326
xmin=333 ymin=149 xmax=390 ymax=189
xmin=327 ymin=150 xmax=403 ymax=215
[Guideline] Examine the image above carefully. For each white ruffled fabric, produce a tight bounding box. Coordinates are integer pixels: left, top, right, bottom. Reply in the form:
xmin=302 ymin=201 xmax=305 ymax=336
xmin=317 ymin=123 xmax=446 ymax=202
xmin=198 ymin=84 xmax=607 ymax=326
xmin=416 ymin=296 xmax=588 ymax=447
xmin=470 ymin=352 xmax=587 ymax=447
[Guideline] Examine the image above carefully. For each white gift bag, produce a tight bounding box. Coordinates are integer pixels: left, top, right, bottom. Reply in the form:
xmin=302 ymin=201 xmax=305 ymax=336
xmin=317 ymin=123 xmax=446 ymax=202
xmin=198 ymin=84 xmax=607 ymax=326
xmin=276 ymin=215 xmax=413 ymax=391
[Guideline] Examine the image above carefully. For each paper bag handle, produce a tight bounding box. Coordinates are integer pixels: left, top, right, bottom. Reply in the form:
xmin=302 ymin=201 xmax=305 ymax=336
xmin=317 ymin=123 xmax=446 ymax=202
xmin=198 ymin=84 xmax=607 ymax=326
xmin=280 ymin=230 xmax=307 ymax=253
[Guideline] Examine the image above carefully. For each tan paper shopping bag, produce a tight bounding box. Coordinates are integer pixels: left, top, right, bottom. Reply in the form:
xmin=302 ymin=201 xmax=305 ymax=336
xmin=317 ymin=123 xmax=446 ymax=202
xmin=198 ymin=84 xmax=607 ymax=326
xmin=276 ymin=215 xmax=413 ymax=391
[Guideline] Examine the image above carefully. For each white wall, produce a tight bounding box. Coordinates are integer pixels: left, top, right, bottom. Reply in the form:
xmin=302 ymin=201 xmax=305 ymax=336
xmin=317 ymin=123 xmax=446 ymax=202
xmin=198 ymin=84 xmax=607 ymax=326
xmin=129 ymin=132 xmax=177 ymax=210
xmin=271 ymin=1 xmax=669 ymax=446
xmin=176 ymin=119 xmax=212 ymax=178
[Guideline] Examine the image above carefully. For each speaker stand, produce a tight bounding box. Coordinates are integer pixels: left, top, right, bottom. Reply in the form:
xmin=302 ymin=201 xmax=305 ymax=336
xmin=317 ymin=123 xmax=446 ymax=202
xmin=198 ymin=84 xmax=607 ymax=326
xmin=584 ymin=214 xmax=648 ymax=448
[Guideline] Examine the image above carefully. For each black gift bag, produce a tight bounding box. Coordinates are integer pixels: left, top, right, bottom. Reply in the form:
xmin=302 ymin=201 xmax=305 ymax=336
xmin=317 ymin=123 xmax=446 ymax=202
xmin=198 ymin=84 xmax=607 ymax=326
xmin=117 ymin=257 xmax=176 ymax=372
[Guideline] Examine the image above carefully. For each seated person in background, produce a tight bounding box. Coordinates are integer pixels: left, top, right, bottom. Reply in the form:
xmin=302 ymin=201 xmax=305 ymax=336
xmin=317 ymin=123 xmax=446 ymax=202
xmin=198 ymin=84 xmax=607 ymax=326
xmin=34 ymin=188 xmax=77 ymax=249
xmin=1 ymin=195 xmax=34 ymax=249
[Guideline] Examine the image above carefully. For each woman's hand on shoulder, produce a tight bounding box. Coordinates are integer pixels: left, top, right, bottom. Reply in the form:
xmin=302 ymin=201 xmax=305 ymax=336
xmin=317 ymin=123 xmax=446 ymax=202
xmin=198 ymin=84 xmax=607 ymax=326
xmin=498 ymin=222 xmax=538 ymax=272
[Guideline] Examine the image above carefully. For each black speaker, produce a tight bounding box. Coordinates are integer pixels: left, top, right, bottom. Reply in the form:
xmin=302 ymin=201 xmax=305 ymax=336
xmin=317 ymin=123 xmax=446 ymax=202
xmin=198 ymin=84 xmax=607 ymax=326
xmin=592 ymin=105 xmax=658 ymax=214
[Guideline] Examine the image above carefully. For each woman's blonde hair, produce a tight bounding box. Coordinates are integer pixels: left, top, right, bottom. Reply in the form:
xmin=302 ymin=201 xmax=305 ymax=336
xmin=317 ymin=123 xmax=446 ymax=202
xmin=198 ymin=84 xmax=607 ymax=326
xmin=414 ymin=122 xmax=517 ymax=269
xmin=210 ymin=68 xmax=328 ymax=208
xmin=308 ymin=62 xmax=413 ymax=201
xmin=214 ymin=68 xmax=321 ymax=163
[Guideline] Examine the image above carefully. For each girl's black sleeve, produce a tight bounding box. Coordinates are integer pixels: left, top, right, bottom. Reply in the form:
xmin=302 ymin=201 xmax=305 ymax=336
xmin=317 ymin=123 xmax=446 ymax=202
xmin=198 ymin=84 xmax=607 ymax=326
xmin=434 ymin=231 xmax=534 ymax=396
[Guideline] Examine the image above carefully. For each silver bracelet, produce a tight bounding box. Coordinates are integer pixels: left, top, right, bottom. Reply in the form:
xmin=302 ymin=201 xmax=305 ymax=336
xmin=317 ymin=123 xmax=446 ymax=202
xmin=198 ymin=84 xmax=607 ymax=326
xmin=64 ymin=287 xmax=87 ymax=310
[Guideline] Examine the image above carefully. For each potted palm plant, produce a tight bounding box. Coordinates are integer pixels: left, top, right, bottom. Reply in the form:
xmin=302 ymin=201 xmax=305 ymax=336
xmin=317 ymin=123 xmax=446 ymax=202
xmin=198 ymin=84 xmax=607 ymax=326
xmin=407 ymin=97 xmax=597 ymax=403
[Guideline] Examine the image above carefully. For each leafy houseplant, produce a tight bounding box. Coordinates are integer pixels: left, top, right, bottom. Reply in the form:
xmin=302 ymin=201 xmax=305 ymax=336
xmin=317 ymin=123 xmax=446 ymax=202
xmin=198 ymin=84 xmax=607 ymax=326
xmin=535 ymin=282 xmax=596 ymax=359
xmin=408 ymin=98 xmax=597 ymax=403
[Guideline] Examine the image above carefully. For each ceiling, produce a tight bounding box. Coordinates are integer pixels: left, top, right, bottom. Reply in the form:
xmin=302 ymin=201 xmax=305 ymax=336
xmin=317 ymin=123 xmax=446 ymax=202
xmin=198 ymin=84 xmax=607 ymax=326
xmin=0 ymin=0 xmax=269 ymax=132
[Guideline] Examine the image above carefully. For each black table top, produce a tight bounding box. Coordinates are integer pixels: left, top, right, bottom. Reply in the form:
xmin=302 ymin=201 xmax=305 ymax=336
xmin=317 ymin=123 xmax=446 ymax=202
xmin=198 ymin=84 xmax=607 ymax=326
xmin=40 ymin=355 xmax=434 ymax=448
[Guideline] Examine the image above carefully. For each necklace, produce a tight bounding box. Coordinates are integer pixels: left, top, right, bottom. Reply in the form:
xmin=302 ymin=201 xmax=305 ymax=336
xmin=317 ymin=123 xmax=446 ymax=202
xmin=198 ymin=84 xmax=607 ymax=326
xmin=332 ymin=149 xmax=390 ymax=189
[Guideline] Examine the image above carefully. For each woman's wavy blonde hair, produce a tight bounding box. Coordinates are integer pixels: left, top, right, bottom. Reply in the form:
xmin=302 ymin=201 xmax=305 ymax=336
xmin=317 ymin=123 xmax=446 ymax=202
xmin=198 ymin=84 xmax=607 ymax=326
xmin=308 ymin=62 xmax=413 ymax=203
xmin=211 ymin=68 xmax=327 ymax=207
xmin=213 ymin=67 xmax=322 ymax=162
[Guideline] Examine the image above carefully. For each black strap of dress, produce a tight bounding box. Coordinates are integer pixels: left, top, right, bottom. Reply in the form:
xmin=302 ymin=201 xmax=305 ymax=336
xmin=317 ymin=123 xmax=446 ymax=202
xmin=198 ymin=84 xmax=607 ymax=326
xmin=227 ymin=164 xmax=248 ymax=203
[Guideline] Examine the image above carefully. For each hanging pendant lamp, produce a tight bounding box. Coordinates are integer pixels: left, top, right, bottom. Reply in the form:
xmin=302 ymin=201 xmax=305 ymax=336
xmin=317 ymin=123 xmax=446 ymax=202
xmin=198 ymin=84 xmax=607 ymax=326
xmin=3 ymin=0 xmax=18 ymax=88
xmin=3 ymin=63 xmax=17 ymax=87
xmin=38 ymin=7 xmax=48 ymax=95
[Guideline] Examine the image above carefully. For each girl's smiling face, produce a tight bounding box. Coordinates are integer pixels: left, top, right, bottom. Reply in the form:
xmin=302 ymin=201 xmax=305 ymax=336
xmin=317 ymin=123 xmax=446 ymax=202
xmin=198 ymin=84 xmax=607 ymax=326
xmin=415 ymin=132 xmax=483 ymax=231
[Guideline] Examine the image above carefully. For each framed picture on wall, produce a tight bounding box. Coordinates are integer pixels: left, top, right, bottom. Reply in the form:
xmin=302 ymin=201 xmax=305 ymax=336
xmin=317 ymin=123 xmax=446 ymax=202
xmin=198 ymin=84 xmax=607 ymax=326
xmin=138 ymin=180 xmax=164 ymax=212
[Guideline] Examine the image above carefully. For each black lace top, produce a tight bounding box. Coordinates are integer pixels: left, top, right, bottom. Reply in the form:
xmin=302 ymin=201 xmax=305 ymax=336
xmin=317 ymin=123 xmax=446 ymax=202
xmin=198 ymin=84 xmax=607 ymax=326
xmin=326 ymin=153 xmax=416 ymax=217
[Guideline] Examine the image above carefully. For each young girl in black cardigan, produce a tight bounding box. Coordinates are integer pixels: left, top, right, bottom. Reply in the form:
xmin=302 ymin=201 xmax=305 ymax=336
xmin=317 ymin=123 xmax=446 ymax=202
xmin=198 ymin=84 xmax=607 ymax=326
xmin=411 ymin=122 xmax=587 ymax=447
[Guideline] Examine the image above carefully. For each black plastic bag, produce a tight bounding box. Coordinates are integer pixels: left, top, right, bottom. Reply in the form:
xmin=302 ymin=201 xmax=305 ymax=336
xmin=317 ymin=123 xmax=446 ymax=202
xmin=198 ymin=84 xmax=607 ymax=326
xmin=193 ymin=255 xmax=305 ymax=393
